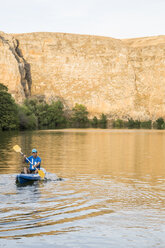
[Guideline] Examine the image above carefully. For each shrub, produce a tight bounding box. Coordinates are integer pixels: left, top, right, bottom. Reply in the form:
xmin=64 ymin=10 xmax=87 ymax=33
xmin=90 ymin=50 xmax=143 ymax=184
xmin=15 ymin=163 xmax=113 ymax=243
xmin=0 ymin=83 xmax=19 ymax=130
xmin=113 ymin=119 xmax=124 ymax=128
xmin=140 ymin=120 xmax=152 ymax=129
xmin=127 ymin=118 xmax=141 ymax=129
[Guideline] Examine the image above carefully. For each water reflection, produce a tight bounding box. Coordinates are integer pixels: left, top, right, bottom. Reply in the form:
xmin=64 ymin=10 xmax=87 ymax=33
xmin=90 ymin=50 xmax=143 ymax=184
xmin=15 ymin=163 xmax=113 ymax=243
xmin=1 ymin=129 xmax=165 ymax=179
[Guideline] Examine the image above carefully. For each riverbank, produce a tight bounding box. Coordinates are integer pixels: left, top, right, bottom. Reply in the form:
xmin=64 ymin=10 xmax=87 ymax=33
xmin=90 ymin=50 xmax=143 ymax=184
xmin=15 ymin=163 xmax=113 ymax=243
xmin=1 ymin=83 xmax=165 ymax=131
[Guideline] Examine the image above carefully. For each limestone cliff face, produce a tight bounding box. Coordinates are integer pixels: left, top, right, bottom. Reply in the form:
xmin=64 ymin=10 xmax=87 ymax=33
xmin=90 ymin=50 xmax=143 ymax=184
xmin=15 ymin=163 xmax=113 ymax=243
xmin=1 ymin=32 xmax=165 ymax=120
xmin=0 ymin=32 xmax=31 ymax=102
xmin=123 ymin=36 xmax=165 ymax=120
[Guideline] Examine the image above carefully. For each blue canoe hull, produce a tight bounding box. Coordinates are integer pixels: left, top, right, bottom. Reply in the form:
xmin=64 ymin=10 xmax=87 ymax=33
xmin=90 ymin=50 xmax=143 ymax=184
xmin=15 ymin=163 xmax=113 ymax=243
xmin=16 ymin=174 xmax=41 ymax=184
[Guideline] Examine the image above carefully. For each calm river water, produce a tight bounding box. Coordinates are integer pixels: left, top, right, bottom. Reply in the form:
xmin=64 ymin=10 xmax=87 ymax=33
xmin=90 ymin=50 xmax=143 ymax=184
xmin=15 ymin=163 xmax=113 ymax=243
xmin=0 ymin=129 xmax=165 ymax=248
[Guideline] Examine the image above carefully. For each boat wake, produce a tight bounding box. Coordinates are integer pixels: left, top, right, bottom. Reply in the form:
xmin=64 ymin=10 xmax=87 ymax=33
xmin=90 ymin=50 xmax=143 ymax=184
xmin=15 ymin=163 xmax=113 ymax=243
xmin=44 ymin=172 xmax=63 ymax=182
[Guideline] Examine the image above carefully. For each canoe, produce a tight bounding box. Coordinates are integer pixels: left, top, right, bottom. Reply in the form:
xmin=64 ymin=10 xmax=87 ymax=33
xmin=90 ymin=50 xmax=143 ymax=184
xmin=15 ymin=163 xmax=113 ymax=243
xmin=16 ymin=168 xmax=46 ymax=184
xmin=16 ymin=173 xmax=41 ymax=184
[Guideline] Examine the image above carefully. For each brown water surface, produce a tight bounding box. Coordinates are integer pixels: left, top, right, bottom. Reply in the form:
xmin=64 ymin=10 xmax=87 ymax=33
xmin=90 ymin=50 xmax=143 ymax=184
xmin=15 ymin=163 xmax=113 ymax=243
xmin=0 ymin=129 xmax=165 ymax=247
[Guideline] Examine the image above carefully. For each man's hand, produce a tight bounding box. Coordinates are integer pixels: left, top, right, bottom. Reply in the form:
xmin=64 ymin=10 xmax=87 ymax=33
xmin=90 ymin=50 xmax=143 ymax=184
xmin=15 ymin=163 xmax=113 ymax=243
xmin=35 ymin=162 xmax=40 ymax=168
xmin=23 ymin=155 xmax=27 ymax=162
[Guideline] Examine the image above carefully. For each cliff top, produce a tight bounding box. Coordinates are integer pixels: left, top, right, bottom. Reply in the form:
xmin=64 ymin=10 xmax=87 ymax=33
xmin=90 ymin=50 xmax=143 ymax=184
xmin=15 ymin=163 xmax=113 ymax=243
xmin=123 ymin=35 xmax=165 ymax=47
xmin=10 ymin=31 xmax=165 ymax=46
xmin=1 ymin=31 xmax=164 ymax=48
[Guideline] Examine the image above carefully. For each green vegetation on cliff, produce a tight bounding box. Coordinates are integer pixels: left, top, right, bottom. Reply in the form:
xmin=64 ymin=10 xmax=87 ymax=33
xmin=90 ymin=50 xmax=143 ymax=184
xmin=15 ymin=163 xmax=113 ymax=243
xmin=1 ymin=83 xmax=165 ymax=131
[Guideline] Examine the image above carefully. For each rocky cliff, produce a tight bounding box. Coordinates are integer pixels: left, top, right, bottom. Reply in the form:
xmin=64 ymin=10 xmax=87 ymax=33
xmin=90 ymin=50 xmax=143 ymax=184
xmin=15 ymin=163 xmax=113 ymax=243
xmin=0 ymin=31 xmax=165 ymax=120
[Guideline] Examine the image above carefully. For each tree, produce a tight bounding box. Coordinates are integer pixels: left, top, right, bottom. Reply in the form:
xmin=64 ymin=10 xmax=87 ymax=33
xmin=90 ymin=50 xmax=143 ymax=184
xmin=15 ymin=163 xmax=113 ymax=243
xmin=24 ymin=98 xmax=38 ymax=115
xmin=46 ymin=101 xmax=66 ymax=128
xmin=0 ymin=83 xmax=18 ymax=130
xmin=155 ymin=117 xmax=165 ymax=130
xmin=127 ymin=118 xmax=141 ymax=129
xmin=0 ymin=83 xmax=8 ymax=92
xmin=91 ymin=116 xmax=98 ymax=128
xmin=99 ymin=113 xmax=107 ymax=128
xmin=23 ymin=99 xmax=66 ymax=129
xmin=17 ymin=105 xmax=37 ymax=130
xmin=36 ymin=102 xmax=49 ymax=128
xmin=71 ymin=103 xmax=89 ymax=128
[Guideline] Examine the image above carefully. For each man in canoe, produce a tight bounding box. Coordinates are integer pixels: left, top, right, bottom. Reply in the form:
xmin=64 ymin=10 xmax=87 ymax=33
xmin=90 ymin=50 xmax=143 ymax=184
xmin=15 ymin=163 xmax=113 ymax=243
xmin=23 ymin=148 xmax=41 ymax=174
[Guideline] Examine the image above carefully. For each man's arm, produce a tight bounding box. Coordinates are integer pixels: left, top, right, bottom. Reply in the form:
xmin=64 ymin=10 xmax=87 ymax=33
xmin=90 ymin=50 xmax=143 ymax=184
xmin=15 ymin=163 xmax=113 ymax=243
xmin=23 ymin=155 xmax=29 ymax=163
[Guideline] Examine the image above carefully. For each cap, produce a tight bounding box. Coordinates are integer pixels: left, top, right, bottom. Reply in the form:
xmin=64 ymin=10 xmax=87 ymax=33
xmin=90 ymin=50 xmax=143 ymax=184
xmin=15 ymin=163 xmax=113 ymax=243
xmin=32 ymin=148 xmax=37 ymax=153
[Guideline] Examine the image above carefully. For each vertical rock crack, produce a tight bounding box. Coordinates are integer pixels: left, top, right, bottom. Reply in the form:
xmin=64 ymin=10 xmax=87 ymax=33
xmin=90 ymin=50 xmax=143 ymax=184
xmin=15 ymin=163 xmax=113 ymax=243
xmin=0 ymin=34 xmax=32 ymax=98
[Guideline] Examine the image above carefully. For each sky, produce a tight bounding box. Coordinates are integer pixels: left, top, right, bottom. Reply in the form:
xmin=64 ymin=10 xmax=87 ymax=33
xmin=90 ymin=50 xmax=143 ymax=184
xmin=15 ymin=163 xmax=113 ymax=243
xmin=0 ymin=0 xmax=164 ymax=39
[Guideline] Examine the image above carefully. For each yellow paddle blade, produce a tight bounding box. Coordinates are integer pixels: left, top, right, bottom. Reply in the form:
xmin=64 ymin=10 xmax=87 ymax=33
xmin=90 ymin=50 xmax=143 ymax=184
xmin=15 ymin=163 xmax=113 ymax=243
xmin=38 ymin=169 xmax=45 ymax=179
xmin=13 ymin=145 xmax=21 ymax=153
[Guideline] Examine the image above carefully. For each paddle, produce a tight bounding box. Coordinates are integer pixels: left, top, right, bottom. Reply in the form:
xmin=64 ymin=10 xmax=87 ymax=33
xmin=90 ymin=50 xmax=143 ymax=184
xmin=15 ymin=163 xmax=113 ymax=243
xmin=13 ymin=145 xmax=45 ymax=179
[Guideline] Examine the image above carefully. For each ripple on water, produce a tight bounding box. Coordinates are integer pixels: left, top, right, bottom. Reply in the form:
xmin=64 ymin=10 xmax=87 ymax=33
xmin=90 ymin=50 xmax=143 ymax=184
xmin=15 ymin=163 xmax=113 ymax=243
xmin=0 ymin=174 xmax=114 ymax=239
xmin=0 ymin=173 xmax=165 ymax=248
